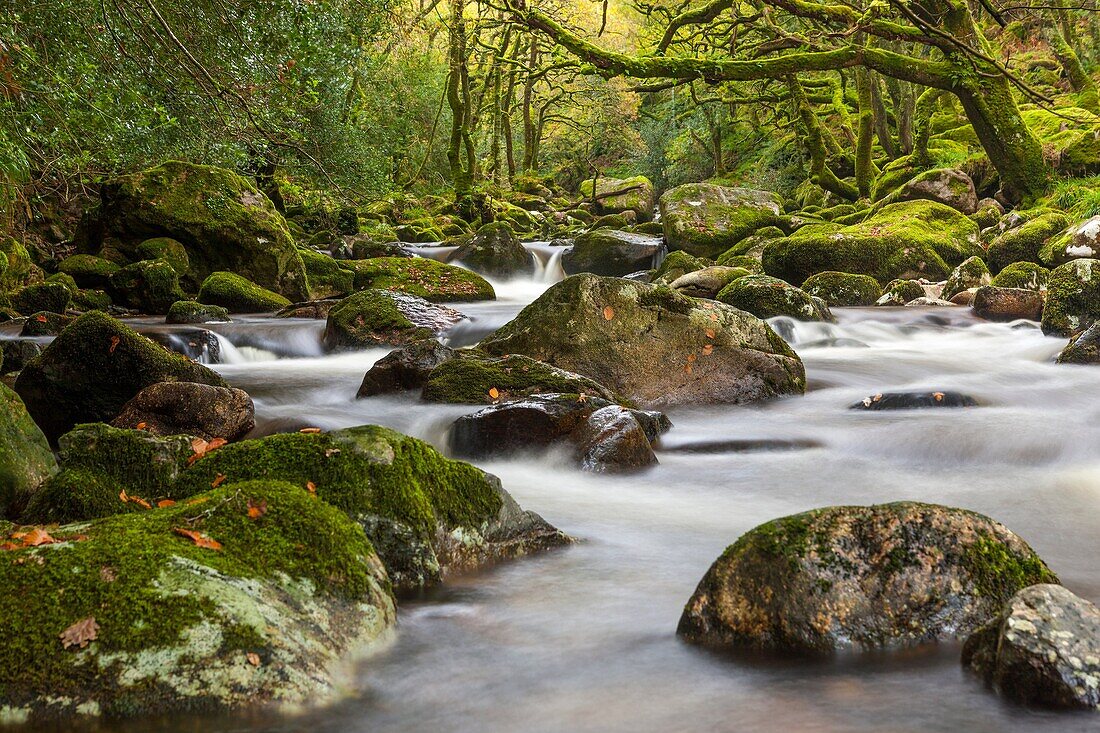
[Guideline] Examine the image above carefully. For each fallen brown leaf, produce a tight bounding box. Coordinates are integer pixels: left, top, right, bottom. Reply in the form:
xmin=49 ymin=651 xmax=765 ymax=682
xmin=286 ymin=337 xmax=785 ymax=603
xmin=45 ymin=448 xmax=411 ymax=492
xmin=60 ymin=617 xmax=99 ymax=650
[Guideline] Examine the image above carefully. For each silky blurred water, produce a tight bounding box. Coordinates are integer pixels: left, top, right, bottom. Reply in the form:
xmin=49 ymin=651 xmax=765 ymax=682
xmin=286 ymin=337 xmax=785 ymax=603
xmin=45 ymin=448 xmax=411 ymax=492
xmin=12 ymin=257 xmax=1100 ymax=732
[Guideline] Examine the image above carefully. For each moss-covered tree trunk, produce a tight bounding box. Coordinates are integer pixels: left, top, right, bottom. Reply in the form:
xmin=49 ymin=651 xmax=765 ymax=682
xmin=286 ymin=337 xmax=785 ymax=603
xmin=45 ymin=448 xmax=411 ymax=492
xmin=446 ymin=0 xmax=479 ymax=220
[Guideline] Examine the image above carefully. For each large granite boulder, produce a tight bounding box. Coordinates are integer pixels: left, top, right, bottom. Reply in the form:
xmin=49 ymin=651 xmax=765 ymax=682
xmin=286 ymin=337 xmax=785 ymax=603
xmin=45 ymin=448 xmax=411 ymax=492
xmin=659 ymin=183 xmax=785 ymax=258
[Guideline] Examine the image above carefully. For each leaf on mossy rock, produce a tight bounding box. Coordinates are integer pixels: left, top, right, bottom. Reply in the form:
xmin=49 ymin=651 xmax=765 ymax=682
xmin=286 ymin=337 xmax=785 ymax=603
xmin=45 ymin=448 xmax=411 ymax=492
xmin=173 ymin=527 xmax=223 ymax=550
xmin=188 ymin=436 xmax=227 ymax=465
xmin=60 ymin=617 xmax=99 ymax=650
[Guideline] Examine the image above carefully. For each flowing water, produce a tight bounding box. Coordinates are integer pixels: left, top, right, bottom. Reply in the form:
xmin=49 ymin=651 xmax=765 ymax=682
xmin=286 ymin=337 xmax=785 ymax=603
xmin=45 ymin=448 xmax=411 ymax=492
xmin=9 ymin=246 xmax=1100 ymax=733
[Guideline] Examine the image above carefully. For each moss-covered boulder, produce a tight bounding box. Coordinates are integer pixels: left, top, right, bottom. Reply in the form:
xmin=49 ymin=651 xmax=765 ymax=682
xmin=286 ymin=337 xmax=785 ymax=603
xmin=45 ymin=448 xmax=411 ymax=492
xmin=879 ymin=167 xmax=978 ymax=214
xmin=323 ymin=290 xmax=463 ymax=352
xmin=801 ymin=271 xmax=882 ymax=306
xmin=58 ymin=254 xmax=120 ymax=290
xmin=763 ymin=200 xmax=981 ymax=285
xmin=299 ymin=249 xmax=354 ymax=300
xmin=1039 ymin=215 xmax=1100 ymax=267
xmin=480 ymin=274 xmax=805 ymax=408
xmin=562 ymin=229 xmax=663 ymax=277
xmin=197 ymin=271 xmax=291 ymax=313
xmin=107 ymin=259 xmax=186 ymax=314
xmin=174 ymin=426 xmax=569 ymax=590
xmin=0 ymin=340 xmax=41 ymax=375
xmin=0 ymin=384 xmax=56 ymax=519
xmin=652 ymin=251 xmax=709 ymax=284
xmin=22 ymin=423 xmax=195 ymax=524
xmin=677 ymin=502 xmax=1058 ymax=652
xmin=716 ymin=275 xmax=833 ymax=322
xmin=341 ymin=257 xmax=495 ymax=302
xmin=876 ymin=279 xmax=926 ymax=305
xmin=0 ymin=237 xmax=35 ymax=291
xmin=987 ymin=211 xmax=1070 ymax=272
xmin=421 ymin=353 xmax=619 ymax=404
xmin=0 ymin=479 xmax=395 ymax=722
xmin=84 ymin=161 xmax=309 ymax=299
xmin=990 ymin=261 xmax=1049 ymax=291
xmin=135 ymin=236 xmax=189 ymax=274
xmin=669 ymin=266 xmax=751 ymax=299
xmin=13 ymin=312 xmax=228 ymax=443
xmin=1056 ymin=321 xmax=1100 ymax=364
xmin=660 ymin=183 xmax=785 ymax=258
xmin=11 ymin=282 xmax=71 ymax=315
xmin=20 ymin=312 xmax=76 ymax=337
xmin=112 ymin=382 xmax=255 ymax=442
xmin=718 ymin=226 xmax=786 ymax=262
xmin=579 ymin=176 xmax=655 ymax=222
xmin=963 ymin=584 xmax=1100 ymax=710
xmin=166 ymin=300 xmax=231 ymax=324
xmin=941 ymin=256 xmax=992 ymax=301
xmin=452 ymin=222 xmax=533 ymax=279
xmin=1042 ymin=259 xmax=1100 ymax=336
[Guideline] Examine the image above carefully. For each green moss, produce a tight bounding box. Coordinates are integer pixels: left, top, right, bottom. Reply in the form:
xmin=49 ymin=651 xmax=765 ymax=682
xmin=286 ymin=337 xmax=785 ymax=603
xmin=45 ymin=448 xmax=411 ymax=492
xmin=714 ymin=254 xmax=764 ymax=273
xmin=763 ymin=200 xmax=980 ymax=284
xmin=299 ymin=249 xmax=353 ymax=300
xmin=135 ymin=237 xmax=189 ymax=275
xmin=421 ymin=353 xmax=618 ymax=404
xmin=197 ymin=271 xmax=291 ymax=313
xmin=46 ymin=272 xmax=79 ymax=295
xmin=963 ymin=534 xmax=1059 ymax=601
xmin=717 ymin=275 xmax=832 ymax=321
xmin=985 ymin=209 xmax=1068 ymax=272
xmin=0 ymin=237 xmax=33 ymax=291
xmin=22 ymin=468 xmax=142 ymax=524
xmin=0 ymin=383 xmax=56 ymax=519
xmin=941 ymin=256 xmax=991 ymax=300
xmin=174 ymin=426 xmax=503 ymax=540
xmin=11 ymin=282 xmax=71 ymax=315
xmin=322 ymin=290 xmax=435 ymax=351
xmin=1041 ymin=258 xmax=1100 ymax=336
xmin=108 ymin=259 xmax=186 ymax=314
xmin=19 ymin=311 xmax=75 ymax=337
xmin=58 ymin=254 xmax=121 ymax=290
xmin=877 ymin=279 xmax=926 ymax=305
xmin=71 ymin=289 xmax=112 ymax=312
xmin=652 ymin=251 xmax=709 ymax=284
xmin=340 ymin=257 xmax=495 ymax=302
xmin=166 ymin=300 xmax=231 ymax=324
xmin=801 ymin=271 xmax=882 ymax=306
xmin=659 ymin=183 xmax=785 ymax=258
xmin=990 ymin=261 xmax=1049 ymax=290
xmin=12 ymin=311 xmax=228 ymax=443
xmin=0 ymin=479 xmax=387 ymax=715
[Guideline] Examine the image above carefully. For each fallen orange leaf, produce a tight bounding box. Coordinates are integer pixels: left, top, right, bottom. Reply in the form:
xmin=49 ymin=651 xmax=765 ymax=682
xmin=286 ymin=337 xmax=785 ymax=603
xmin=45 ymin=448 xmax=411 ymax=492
xmin=23 ymin=528 xmax=55 ymax=547
xmin=702 ymin=344 xmax=714 ymax=356
xmin=136 ymin=422 xmax=147 ymax=430
xmin=211 ymin=473 xmax=227 ymax=488
xmin=173 ymin=528 xmax=222 ymax=551
xmin=246 ymin=652 xmax=261 ymax=667
xmin=705 ymin=328 xmax=715 ymax=339
xmin=488 ymin=387 xmax=500 ymax=399
xmin=247 ymin=499 xmax=268 ymax=519
xmin=306 ymin=481 xmax=317 ymax=495
xmin=108 ymin=336 xmax=120 ymax=354
xmin=157 ymin=499 xmax=176 ymax=508
xmin=299 ymin=427 xmax=322 ymax=434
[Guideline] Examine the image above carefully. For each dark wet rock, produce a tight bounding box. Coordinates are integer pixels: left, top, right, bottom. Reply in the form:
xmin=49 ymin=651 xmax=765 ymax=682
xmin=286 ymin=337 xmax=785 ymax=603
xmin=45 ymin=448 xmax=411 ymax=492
xmin=146 ymin=328 xmax=222 ymax=363
xmin=0 ymin=479 xmax=395 ymax=723
xmin=562 ymin=229 xmax=663 ymax=277
xmin=480 ymin=275 xmax=805 ymax=408
xmin=111 ymin=382 xmax=255 ymax=441
xmin=661 ymin=438 xmax=821 ymax=454
xmin=13 ymin=312 xmax=228 ymax=444
xmin=1041 ymin=259 xmax=1100 ymax=336
xmin=950 ymin=291 xmax=976 ymax=306
xmin=20 ymin=312 xmax=76 ymax=337
xmin=660 ymin=183 xmax=785 ymax=258
xmin=0 ymin=340 xmax=41 ymax=375
xmin=678 ymin=502 xmax=1058 ymax=652
xmin=166 ymin=300 xmax=231 ymax=324
xmin=973 ymin=286 xmax=1044 ymax=322
xmin=174 ymin=425 xmax=570 ymax=591
xmin=669 ymin=266 xmax=751 ymax=299
xmin=449 ymin=393 xmax=669 ymax=472
xmin=801 ymin=271 xmax=882 ymax=306
xmin=962 ymin=584 xmax=1100 ymax=710
xmin=422 ymin=352 xmax=620 ymax=404
xmin=1056 ymin=321 xmax=1100 ymax=364
xmin=356 ymin=340 xmax=458 ymax=397
xmin=323 ymin=290 xmax=465 ymax=351
xmin=716 ymin=275 xmax=833 ymax=322
xmin=850 ymin=391 xmax=978 ymax=410
xmin=275 ymin=299 xmax=341 ymax=319
xmin=453 ymin=222 xmax=534 ymax=279
xmin=0 ymin=383 xmax=55 ymax=519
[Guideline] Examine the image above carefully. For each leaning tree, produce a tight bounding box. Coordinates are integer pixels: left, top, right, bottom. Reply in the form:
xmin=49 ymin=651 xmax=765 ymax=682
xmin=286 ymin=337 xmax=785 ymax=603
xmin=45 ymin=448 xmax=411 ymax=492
xmin=502 ymin=0 xmax=1089 ymax=202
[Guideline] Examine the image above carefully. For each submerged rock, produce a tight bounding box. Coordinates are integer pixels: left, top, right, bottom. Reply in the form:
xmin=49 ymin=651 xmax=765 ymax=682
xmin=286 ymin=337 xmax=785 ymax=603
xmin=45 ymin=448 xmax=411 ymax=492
xmin=13 ymin=312 xmax=228 ymax=444
xmin=173 ymin=425 xmax=570 ymax=591
xmin=111 ymin=382 xmax=255 ymax=441
xmin=479 ymin=274 xmax=805 ymax=408
xmin=322 ymin=290 xmax=464 ymax=351
xmin=850 ymin=391 xmax=978 ymax=410
xmin=962 ymin=584 xmax=1100 ymax=710
xmin=973 ymin=286 xmax=1044 ymax=322
xmin=660 ymin=183 xmax=785 ymax=258
xmin=678 ymin=502 xmax=1057 ymax=652
xmin=716 ymin=275 xmax=833 ymax=322
xmin=0 ymin=479 xmax=396 ymax=722
xmin=449 ymin=393 xmax=669 ymax=472
xmin=562 ymin=229 xmax=663 ymax=278
xmin=0 ymin=384 xmax=56 ymax=519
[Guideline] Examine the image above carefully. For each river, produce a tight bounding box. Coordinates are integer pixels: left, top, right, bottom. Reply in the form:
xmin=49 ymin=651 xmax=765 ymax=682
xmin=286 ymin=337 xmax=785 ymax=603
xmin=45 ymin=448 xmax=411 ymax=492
xmin=12 ymin=247 xmax=1100 ymax=732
